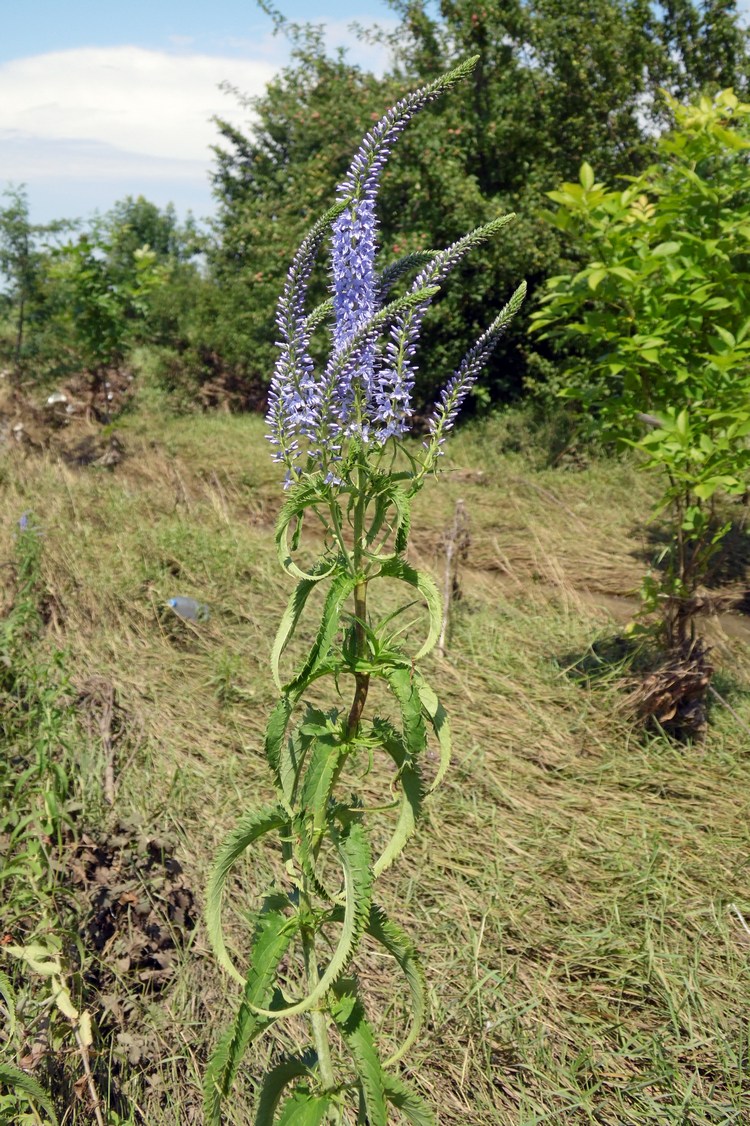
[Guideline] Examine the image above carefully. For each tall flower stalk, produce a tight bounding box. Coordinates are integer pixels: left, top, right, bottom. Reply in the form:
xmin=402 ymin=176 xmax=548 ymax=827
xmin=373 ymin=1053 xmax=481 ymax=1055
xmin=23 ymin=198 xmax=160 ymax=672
xmin=204 ymin=56 xmax=525 ymax=1125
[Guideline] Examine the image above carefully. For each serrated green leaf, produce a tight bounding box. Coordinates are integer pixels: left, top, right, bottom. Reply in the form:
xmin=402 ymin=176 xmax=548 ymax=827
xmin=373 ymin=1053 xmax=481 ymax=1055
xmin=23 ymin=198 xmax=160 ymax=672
xmin=286 ymin=572 xmax=359 ymax=694
xmin=205 ymin=804 xmax=288 ymax=984
xmin=300 ymin=738 xmax=341 ymax=838
xmin=417 ymin=680 xmax=452 ymax=792
xmin=371 ymin=719 xmax=423 ymax=877
xmin=204 ymin=906 xmax=299 ymax=1126
xmin=275 ymin=1089 xmax=332 ymax=1126
xmin=383 ymin=1071 xmax=437 ymax=1126
xmin=367 ymin=904 xmax=427 ymax=1066
xmin=241 ymin=821 xmax=372 ymax=1020
xmin=392 ymin=488 xmax=412 ymax=555
xmin=377 ymin=559 xmax=442 ymax=661
xmin=385 ymin=667 xmax=428 ymax=766
xmin=271 ymin=560 xmax=342 ymax=691
xmin=254 ymin=1057 xmax=315 ymax=1126
xmin=330 ymin=983 xmax=388 ymax=1126
xmin=275 ymin=479 xmax=338 ymax=581
xmin=0 ymin=1063 xmax=58 ymax=1126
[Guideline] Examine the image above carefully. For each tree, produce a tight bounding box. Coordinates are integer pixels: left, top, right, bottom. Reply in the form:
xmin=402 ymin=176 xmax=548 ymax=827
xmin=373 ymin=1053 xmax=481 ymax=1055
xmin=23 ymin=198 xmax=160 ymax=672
xmin=0 ymin=186 xmax=70 ymax=376
xmin=206 ymin=0 xmax=750 ymax=410
xmin=530 ymin=90 xmax=750 ymax=657
xmin=50 ymin=232 xmax=166 ymax=390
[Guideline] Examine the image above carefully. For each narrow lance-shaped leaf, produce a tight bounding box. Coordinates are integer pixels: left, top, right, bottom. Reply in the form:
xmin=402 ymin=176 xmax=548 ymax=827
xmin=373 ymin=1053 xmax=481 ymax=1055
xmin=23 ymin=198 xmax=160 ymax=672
xmin=204 ymin=905 xmax=300 ymax=1126
xmin=328 ymin=899 xmax=428 ymax=1068
xmin=416 ymin=678 xmax=452 ymax=793
xmin=238 ymin=820 xmax=372 ymax=1020
xmin=371 ymin=717 xmax=423 ymax=877
xmin=377 ymin=558 xmax=442 ymax=660
xmin=0 ymin=1063 xmax=59 ymax=1126
xmin=205 ymin=804 xmax=288 ymax=984
xmin=330 ymin=980 xmax=388 ymax=1126
xmin=271 ymin=558 xmax=344 ymax=691
xmin=275 ymin=475 xmax=339 ymax=580
xmin=286 ymin=571 xmax=359 ymax=694
xmin=385 ymin=666 xmax=429 ymax=766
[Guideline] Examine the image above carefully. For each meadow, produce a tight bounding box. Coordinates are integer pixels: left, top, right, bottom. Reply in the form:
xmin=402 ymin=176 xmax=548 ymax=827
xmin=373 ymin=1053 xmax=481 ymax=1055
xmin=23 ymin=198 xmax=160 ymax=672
xmin=2 ymin=400 xmax=749 ymax=1124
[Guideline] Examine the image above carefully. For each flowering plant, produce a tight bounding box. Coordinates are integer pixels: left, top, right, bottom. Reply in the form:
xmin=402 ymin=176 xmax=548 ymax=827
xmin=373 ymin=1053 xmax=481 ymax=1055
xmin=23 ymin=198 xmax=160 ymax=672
xmin=204 ymin=55 xmax=525 ymax=1124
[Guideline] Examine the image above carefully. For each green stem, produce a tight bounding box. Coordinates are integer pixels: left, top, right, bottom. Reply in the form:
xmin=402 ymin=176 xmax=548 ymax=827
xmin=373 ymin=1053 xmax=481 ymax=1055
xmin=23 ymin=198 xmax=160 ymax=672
xmin=302 ymin=889 xmax=337 ymax=1092
xmin=347 ymin=464 xmax=371 ymax=737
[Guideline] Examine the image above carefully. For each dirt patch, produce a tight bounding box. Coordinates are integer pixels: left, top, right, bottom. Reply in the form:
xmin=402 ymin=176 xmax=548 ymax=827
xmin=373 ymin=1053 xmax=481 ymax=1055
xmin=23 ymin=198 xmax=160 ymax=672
xmin=70 ymin=825 xmax=197 ymax=996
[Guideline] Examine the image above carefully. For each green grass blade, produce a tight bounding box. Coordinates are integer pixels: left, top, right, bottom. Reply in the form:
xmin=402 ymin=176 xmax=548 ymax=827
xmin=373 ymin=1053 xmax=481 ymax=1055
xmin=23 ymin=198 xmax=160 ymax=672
xmin=0 ymin=1063 xmax=58 ymax=1125
xmin=204 ymin=906 xmax=299 ymax=1125
xmin=205 ymin=803 xmax=288 ymax=984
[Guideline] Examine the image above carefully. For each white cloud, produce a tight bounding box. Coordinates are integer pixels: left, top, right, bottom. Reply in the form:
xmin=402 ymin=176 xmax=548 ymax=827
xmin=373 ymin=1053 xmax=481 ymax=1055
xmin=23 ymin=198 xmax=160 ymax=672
xmin=0 ymin=46 xmax=280 ymax=163
xmin=0 ymin=27 xmax=398 ymax=222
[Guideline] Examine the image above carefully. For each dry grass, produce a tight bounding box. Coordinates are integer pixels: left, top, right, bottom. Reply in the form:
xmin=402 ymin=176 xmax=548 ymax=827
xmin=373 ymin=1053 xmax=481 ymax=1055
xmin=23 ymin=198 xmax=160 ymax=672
xmin=2 ymin=407 xmax=750 ymax=1124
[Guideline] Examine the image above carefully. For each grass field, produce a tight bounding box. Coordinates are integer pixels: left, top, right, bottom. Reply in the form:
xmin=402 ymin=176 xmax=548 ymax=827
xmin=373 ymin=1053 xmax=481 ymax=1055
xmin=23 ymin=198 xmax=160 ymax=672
xmin=1 ymin=405 xmax=750 ymax=1125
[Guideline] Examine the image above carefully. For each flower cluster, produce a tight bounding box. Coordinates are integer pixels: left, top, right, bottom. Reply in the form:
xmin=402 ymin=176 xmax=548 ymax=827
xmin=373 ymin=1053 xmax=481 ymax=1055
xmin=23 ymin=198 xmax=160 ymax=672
xmin=265 ymin=56 xmax=526 ymax=482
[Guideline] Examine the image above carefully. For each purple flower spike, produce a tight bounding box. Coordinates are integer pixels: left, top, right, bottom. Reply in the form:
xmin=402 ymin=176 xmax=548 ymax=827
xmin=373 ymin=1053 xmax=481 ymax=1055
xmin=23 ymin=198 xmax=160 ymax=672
xmin=338 ymin=57 xmax=480 ymax=202
xmin=426 ymin=281 xmax=527 ymax=456
xmin=265 ymin=56 xmax=525 ymax=482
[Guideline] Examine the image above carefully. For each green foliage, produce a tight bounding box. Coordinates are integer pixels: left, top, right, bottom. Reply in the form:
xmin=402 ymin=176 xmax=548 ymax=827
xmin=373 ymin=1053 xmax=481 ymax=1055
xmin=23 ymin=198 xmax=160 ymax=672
xmin=204 ymin=453 xmax=451 ymax=1122
xmin=0 ymin=519 xmax=83 ymax=1125
xmin=0 ymin=185 xmax=72 ymax=377
xmin=531 ymin=88 xmax=750 ymax=646
xmin=205 ymin=0 xmax=750 ymax=409
xmin=50 ymin=232 xmax=166 ymax=376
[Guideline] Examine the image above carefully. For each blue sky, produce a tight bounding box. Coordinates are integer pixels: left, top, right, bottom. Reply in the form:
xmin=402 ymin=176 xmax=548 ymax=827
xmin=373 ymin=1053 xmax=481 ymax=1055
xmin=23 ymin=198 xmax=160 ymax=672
xmin=1 ymin=0 xmax=399 ymax=225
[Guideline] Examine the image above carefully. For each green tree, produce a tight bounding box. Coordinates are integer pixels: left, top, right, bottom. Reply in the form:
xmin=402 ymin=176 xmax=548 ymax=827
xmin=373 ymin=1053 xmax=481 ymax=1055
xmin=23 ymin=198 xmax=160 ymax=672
xmin=205 ymin=0 xmax=750 ymax=410
xmin=0 ymin=186 xmax=70 ymax=377
xmin=530 ymin=90 xmax=750 ymax=652
xmin=51 ymin=232 xmax=166 ymax=390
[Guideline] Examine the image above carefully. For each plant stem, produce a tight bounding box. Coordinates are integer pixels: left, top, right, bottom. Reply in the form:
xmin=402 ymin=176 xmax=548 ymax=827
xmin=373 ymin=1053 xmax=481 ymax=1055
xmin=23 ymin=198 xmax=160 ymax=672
xmin=347 ymin=465 xmax=370 ymax=737
xmin=302 ymin=891 xmax=337 ymax=1092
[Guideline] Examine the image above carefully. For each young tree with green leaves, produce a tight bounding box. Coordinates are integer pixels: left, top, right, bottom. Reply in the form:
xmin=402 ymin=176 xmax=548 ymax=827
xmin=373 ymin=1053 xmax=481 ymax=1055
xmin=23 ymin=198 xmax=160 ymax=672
xmin=0 ymin=186 xmax=71 ymax=377
xmin=530 ymin=89 xmax=750 ymax=652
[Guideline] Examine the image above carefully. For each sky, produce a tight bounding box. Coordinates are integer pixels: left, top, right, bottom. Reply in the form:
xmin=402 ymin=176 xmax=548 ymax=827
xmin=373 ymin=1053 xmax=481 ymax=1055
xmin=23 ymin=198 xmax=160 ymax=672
xmin=0 ymin=0 xmax=399 ymax=227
